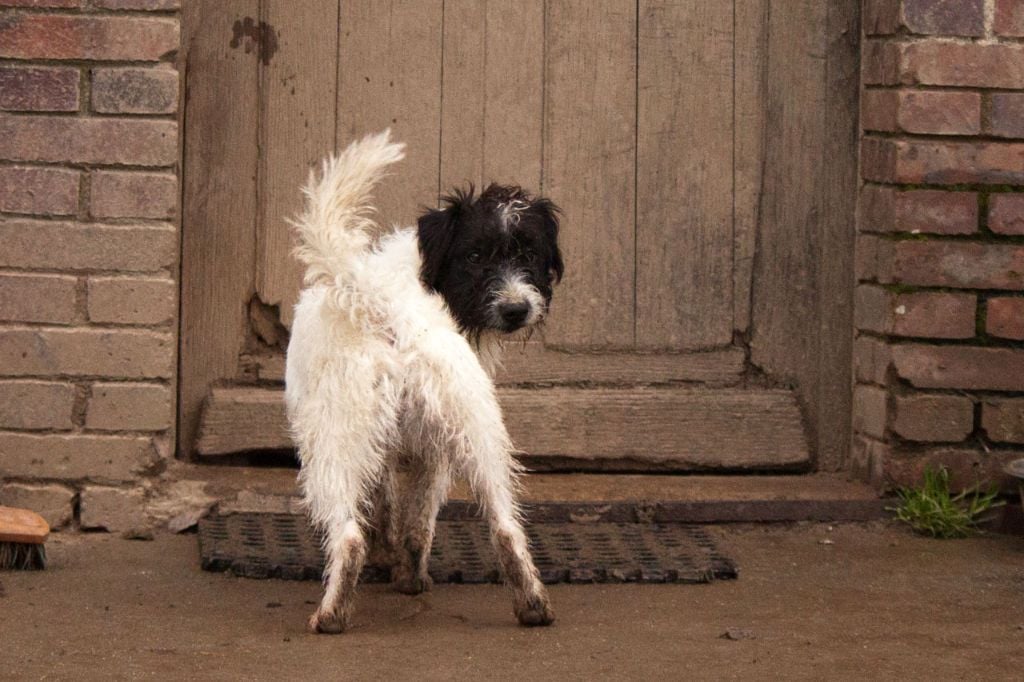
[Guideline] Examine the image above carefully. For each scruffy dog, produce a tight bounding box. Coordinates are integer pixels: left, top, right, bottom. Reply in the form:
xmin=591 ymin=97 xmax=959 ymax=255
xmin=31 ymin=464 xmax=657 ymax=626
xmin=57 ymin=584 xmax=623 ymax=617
xmin=285 ymin=131 xmax=563 ymax=633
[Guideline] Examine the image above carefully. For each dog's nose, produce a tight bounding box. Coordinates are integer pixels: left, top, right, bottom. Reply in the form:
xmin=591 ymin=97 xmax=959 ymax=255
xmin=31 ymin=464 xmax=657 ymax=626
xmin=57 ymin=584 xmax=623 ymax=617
xmin=498 ymin=302 xmax=530 ymax=327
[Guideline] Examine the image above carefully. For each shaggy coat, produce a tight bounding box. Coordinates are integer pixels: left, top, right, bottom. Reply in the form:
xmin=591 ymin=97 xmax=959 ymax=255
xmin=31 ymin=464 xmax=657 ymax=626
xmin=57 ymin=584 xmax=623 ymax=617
xmin=285 ymin=131 xmax=561 ymax=633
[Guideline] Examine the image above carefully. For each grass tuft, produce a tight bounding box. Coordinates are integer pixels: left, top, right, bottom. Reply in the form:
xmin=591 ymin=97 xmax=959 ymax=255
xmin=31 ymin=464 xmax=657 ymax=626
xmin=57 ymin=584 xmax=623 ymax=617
xmin=890 ymin=467 xmax=1004 ymax=539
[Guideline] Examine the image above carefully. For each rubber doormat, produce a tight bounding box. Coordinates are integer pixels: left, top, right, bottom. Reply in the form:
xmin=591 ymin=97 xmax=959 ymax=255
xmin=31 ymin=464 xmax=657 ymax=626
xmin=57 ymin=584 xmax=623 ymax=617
xmin=198 ymin=512 xmax=738 ymax=584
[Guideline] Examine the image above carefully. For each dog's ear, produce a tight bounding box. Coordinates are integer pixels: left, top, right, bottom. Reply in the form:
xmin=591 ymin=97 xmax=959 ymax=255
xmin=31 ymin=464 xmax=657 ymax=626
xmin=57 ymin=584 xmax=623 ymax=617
xmin=417 ymin=187 xmax=473 ymax=291
xmin=533 ymin=197 xmax=564 ymax=284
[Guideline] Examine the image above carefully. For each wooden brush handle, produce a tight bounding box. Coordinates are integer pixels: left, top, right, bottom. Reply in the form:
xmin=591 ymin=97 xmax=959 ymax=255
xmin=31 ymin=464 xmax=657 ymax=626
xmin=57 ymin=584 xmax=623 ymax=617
xmin=0 ymin=506 xmax=49 ymax=544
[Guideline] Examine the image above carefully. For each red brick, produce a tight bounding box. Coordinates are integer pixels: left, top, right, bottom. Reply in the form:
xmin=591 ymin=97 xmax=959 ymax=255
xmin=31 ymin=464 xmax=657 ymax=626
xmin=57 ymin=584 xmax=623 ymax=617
xmin=0 ymin=273 xmax=78 ymax=324
xmin=864 ymin=0 xmax=900 ymax=35
xmin=0 ymin=0 xmax=79 ymax=6
xmin=0 ymin=380 xmax=76 ymax=430
xmin=884 ymin=447 xmax=1019 ymax=493
xmin=87 ymin=276 xmax=175 ymax=324
xmin=853 ymin=384 xmax=889 ymax=439
xmin=860 ymin=187 xmax=978 ymax=236
xmin=87 ymin=382 xmax=170 ymax=431
xmin=892 ymin=393 xmax=974 ymax=442
xmin=0 ymin=483 xmax=75 ymax=529
xmin=982 ymin=399 xmax=1024 ymax=444
xmin=901 ymin=0 xmax=984 ymax=36
xmin=0 ymin=220 xmax=176 ymax=272
xmin=861 ymin=89 xmax=980 ymax=135
xmin=989 ymin=194 xmax=1024 ymax=235
xmin=861 ymin=89 xmax=899 ymax=132
xmin=892 ymin=344 xmax=1024 ymax=391
xmin=900 ymin=41 xmax=1024 ymax=89
xmin=0 ymin=327 xmax=173 ymax=379
xmin=874 ymin=241 xmax=1024 ymax=290
xmin=0 ymin=66 xmax=79 ymax=112
xmin=991 ymin=93 xmax=1024 ymax=140
xmin=854 ymin=336 xmax=893 ymax=386
xmin=91 ymin=0 xmax=179 ymax=9
xmin=90 ymin=170 xmax=176 ymax=220
xmin=897 ymin=190 xmax=976 ymax=235
xmin=864 ymin=137 xmax=1024 ymax=185
xmin=0 ymin=166 xmax=80 ymax=215
xmin=91 ymin=67 xmax=178 ymax=115
xmin=850 ymin=435 xmax=888 ymax=485
xmin=900 ymin=90 xmax=980 ymax=135
xmin=994 ymin=0 xmax=1024 ymax=36
xmin=0 ymin=114 xmax=177 ymax=166
xmin=862 ymin=40 xmax=900 ymax=86
xmin=0 ymin=432 xmax=157 ymax=482
xmin=986 ymin=297 xmax=1024 ymax=340
xmin=855 ymin=285 xmax=976 ymax=339
xmin=0 ymin=13 xmax=178 ymax=61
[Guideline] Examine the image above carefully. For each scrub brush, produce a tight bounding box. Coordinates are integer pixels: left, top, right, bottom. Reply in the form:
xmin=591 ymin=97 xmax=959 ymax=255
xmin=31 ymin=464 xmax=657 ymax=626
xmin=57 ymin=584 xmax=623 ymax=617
xmin=0 ymin=506 xmax=49 ymax=570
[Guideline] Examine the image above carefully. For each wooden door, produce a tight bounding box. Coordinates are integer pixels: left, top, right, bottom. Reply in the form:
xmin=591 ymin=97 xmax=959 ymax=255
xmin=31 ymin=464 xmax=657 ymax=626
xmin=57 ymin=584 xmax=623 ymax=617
xmin=180 ymin=0 xmax=859 ymax=472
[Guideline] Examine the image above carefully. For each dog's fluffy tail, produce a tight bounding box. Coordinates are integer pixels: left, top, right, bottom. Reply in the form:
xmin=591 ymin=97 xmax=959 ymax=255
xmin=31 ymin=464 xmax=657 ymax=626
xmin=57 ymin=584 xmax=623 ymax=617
xmin=291 ymin=130 xmax=405 ymax=286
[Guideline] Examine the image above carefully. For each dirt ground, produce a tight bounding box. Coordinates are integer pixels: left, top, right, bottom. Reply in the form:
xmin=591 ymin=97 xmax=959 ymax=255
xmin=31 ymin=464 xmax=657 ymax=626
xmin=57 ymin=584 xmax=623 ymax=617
xmin=1 ymin=522 xmax=1022 ymax=681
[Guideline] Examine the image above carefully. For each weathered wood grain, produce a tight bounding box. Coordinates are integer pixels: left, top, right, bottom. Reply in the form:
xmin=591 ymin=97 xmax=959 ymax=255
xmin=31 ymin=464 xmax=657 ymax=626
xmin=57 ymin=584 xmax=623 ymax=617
xmin=256 ymin=0 xmax=338 ymax=329
xmin=337 ymin=0 xmax=443 ymax=226
xmin=543 ymin=0 xmax=636 ymax=349
xmin=733 ymin=0 xmax=767 ymax=334
xmin=749 ymin=0 xmax=828 ymax=474
xmin=245 ymin=345 xmax=745 ymax=386
xmin=179 ymin=0 xmax=260 ymax=457
xmin=636 ymin=0 xmax=734 ymax=349
xmin=197 ymin=385 xmax=809 ymax=471
xmin=482 ymin=0 xmax=544 ymax=189
xmin=439 ymin=0 xmax=486 ymax=192
xmin=815 ymin=0 xmax=859 ymax=470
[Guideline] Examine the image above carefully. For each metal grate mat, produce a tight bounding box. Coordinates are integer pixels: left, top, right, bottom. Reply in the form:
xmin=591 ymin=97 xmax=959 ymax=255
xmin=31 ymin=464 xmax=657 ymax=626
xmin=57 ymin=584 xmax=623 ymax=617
xmin=198 ymin=512 xmax=738 ymax=584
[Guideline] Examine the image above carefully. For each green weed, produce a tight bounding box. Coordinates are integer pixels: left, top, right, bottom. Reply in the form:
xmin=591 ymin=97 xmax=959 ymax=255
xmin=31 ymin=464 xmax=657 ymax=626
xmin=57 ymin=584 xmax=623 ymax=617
xmin=890 ymin=467 xmax=1004 ymax=539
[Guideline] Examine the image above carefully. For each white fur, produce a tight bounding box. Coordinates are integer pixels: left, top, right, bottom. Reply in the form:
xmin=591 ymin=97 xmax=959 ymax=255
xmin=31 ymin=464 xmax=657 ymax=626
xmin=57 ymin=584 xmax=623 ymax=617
xmin=285 ymin=130 xmax=552 ymax=632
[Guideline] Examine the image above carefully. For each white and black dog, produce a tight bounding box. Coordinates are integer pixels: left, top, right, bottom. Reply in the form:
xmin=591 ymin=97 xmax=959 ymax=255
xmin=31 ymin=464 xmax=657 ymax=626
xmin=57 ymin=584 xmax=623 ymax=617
xmin=285 ymin=131 xmax=563 ymax=633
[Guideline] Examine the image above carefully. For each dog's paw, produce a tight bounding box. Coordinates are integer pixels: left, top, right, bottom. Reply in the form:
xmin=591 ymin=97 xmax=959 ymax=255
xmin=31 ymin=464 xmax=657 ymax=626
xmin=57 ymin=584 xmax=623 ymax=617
xmin=392 ymin=571 xmax=433 ymax=595
xmin=515 ymin=596 xmax=555 ymax=627
xmin=307 ymin=610 xmax=347 ymax=635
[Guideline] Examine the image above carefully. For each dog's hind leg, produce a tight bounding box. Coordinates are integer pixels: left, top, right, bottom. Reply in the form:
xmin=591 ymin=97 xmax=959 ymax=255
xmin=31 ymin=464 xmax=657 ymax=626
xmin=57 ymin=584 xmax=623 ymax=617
xmin=293 ymin=370 xmax=398 ymax=634
xmin=410 ymin=336 xmax=554 ymax=626
xmin=390 ymin=447 xmax=450 ymax=595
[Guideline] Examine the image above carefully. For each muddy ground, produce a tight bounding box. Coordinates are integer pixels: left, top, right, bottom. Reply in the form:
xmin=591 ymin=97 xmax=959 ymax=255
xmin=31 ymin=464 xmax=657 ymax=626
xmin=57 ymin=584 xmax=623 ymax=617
xmin=1 ymin=522 xmax=1022 ymax=680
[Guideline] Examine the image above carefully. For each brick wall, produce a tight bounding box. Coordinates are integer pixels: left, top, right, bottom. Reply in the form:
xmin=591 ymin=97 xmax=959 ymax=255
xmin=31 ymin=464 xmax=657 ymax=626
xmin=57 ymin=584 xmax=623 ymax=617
xmin=856 ymin=0 xmax=1024 ymax=490
xmin=0 ymin=0 xmax=181 ymax=531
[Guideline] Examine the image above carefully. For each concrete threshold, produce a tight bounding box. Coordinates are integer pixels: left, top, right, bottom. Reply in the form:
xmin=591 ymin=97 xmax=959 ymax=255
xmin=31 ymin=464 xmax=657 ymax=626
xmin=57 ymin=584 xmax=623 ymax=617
xmin=181 ymin=465 xmax=889 ymax=524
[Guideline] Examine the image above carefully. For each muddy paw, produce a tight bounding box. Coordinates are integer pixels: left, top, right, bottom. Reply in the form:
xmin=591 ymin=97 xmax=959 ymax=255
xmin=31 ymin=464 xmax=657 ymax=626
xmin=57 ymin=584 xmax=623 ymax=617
xmin=307 ymin=610 xmax=346 ymax=634
xmin=392 ymin=570 xmax=433 ymax=595
xmin=515 ymin=597 xmax=555 ymax=627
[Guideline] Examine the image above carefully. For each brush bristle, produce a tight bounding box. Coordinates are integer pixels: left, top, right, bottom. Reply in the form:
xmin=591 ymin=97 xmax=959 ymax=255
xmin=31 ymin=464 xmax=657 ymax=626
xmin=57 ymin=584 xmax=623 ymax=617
xmin=0 ymin=541 xmax=46 ymax=570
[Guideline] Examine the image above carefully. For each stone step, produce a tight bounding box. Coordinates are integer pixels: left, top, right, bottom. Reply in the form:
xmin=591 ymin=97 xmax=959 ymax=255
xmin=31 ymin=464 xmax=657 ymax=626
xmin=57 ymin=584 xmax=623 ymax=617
xmin=196 ymin=384 xmax=811 ymax=471
xmin=186 ymin=466 xmax=886 ymax=524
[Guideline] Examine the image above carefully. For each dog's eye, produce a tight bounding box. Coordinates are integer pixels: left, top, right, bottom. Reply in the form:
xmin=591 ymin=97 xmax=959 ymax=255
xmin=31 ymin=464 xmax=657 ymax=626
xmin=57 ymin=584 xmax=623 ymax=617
xmin=467 ymin=251 xmax=482 ymax=264
xmin=520 ymin=248 xmax=537 ymax=263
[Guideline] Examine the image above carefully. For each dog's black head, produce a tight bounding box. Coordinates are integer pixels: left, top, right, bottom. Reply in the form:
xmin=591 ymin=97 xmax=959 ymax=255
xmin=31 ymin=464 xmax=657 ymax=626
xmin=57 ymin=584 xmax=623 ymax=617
xmin=417 ymin=184 xmax=564 ymax=338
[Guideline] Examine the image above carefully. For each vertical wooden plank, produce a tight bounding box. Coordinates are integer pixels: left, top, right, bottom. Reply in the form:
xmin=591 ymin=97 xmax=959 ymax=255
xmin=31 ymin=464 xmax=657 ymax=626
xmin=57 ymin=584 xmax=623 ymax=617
xmin=257 ymin=0 xmax=338 ymax=329
xmin=543 ymin=0 xmax=636 ymax=349
xmin=337 ymin=0 xmax=443 ymax=228
xmin=636 ymin=0 xmax=734 ymax=349
xmin=179 ymin=0 xmax=259 ymax=456
xmin=732 ymin=0 xmax=767 ymax=334
xmin=750 ymin=0 xmax=828 ymax=447
xmin=439 ymin=0 xmax=486 ymax=192
xmin=815 ymin=0 xmax=859 ymax=470
xmin=483 ymin=0 xmax=544 ymax=189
